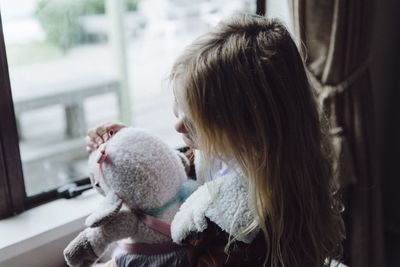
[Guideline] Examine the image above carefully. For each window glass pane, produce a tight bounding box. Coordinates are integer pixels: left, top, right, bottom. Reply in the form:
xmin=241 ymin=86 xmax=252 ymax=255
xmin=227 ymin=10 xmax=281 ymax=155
xmin=0 ymin=0 xmax=255 ymax=196
xmin=266 ymin=0 xmax=292 ymax=33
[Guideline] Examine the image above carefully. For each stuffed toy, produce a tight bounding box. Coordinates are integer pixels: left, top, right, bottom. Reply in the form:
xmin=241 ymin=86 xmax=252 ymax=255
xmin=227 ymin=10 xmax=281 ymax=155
xmin=63 ymin=127 xmax=198 ymax=267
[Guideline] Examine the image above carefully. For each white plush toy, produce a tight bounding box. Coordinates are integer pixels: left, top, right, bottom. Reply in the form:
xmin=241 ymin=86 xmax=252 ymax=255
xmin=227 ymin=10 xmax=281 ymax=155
xmin=63 ymin=127 xmax=198 ymax=267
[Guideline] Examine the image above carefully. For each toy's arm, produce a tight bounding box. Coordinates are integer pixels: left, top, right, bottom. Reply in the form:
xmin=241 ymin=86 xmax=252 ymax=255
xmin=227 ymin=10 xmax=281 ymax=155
xmin=64 ymin=211 xmax=138 ymax=267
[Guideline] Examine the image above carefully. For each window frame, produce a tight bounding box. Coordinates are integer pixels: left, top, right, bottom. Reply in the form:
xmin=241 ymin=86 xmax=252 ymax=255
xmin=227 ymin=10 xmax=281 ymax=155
xmin=257 ymin=0 xmax=266 ymax=15
xmin=0 ymin=13 xmax=26 ymax=219
xmin=0 ymin=1 xmax=265 ymax=219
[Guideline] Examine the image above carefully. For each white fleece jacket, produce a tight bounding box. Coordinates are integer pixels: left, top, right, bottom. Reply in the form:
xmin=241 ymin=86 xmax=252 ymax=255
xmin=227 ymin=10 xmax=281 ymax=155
xmin=171 ymin=157 xmax=260 ymax=244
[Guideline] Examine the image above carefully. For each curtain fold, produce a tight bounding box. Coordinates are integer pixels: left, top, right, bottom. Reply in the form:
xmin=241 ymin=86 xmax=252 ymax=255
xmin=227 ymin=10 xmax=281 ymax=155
xmin=290 ymin=0 xmax=384 ymax=266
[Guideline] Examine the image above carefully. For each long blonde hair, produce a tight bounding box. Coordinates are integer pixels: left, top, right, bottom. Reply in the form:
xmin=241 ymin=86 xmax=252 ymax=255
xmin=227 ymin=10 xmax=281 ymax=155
xmin=170 ymin=14 xmax=344 ymax=267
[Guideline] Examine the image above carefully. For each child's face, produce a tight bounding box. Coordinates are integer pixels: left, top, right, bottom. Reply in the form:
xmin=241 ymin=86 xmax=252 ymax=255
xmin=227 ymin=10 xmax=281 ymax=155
xmin=173 ymin=84 xmax=198 ymax=148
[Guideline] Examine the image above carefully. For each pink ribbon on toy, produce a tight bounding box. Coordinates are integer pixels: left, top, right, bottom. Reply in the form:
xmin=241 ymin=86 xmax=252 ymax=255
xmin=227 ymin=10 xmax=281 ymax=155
xmin=93 ymin=130 xmax=113 ymax=187
xmin=93 ymin=146 xmax=108 ymax=189
xmin=97 ymin=147 xmax=108 ymax=164
xmin=118 ymin=212 xmax=183 ymax=255
xmin=120 ymin=208 xmax=182 ymax=255
xmin=135 ymin=210 xmax=172 ymax=237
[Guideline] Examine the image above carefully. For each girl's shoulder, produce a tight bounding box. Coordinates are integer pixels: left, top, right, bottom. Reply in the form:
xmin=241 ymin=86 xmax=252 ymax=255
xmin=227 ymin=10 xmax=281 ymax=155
xmin=171 ymin=167 xmax=260 ymax=245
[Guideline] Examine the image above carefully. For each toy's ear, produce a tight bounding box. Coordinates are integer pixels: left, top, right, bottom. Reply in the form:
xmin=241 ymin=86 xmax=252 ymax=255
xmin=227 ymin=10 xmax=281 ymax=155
xmin=85 ymin=192 xmax=123 ymax=228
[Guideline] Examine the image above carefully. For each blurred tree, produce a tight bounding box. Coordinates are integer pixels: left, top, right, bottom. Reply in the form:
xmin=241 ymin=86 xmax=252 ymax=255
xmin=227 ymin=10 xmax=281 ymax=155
xmin=36 ymin=0 xmax=138 ymax=51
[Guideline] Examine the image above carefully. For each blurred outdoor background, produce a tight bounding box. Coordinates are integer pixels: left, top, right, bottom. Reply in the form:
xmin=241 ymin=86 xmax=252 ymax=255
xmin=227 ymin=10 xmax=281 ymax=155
xmin=0 ymin=0 xmax=289 ymax=196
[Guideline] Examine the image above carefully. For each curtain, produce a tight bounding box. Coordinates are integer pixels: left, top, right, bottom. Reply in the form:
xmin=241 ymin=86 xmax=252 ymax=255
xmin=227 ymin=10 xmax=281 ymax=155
xmin=290 ymin=0 xmax=384 ymax=266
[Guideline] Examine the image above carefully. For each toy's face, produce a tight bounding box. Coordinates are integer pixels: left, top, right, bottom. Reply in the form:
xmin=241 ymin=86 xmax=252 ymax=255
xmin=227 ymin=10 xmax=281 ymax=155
xmin=88 ymin=145 xmax=112 ymax=196
xmin=89 ymin=170 xmax=107 ymax=196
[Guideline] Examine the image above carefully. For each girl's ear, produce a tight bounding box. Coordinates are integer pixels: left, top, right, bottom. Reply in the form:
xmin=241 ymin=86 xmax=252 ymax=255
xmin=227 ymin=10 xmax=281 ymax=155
xmin=85 ymin=192 xmax=123 ymax=228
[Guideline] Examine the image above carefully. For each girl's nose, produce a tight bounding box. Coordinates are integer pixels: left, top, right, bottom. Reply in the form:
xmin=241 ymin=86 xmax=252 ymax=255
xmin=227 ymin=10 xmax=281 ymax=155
xmin=174 ymin=118 xmax=188 ymax=134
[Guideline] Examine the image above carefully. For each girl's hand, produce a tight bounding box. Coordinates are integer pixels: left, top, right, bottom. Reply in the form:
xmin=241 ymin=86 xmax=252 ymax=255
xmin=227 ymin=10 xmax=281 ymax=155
xmin=86 ymin=122 xmax=127 ymax=153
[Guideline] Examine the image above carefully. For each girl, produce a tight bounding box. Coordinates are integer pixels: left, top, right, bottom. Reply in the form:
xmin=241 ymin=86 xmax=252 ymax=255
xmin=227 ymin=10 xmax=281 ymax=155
xmin=87 ymin=14 xmax=344 ymax=267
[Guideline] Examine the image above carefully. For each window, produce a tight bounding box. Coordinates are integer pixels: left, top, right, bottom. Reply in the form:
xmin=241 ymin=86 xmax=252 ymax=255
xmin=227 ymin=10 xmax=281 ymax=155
xmin=0 ymin=0 xmax=263 ymax=218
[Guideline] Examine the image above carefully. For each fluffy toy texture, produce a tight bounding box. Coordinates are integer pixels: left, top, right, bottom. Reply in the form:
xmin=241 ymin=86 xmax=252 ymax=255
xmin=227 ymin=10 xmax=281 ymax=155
xmin=64 ymin=127 xmax=197 ymax=267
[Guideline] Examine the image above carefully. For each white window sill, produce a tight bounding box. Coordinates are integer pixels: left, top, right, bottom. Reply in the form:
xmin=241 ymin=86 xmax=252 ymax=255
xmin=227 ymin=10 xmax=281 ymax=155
xmin=0 ymin=189 xmax=101 ymax=263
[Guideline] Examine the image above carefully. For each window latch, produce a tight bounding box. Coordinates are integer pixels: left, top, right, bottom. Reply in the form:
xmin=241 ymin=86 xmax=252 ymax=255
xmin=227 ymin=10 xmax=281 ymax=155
xmin=57 ymin=183 xmax=93 ymax=199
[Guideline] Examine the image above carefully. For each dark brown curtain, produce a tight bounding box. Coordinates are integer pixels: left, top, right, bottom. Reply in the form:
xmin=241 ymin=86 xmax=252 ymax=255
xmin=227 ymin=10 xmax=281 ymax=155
xmin=290 ymin=0 xmax=384 ymax=266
